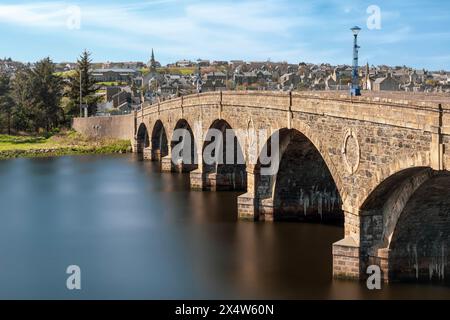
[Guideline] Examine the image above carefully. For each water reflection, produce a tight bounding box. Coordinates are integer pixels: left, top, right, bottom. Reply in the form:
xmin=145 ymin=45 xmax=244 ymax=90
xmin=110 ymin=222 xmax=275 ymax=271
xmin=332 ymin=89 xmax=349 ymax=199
xmin=0 ymin=154 xmax=449 ymax=299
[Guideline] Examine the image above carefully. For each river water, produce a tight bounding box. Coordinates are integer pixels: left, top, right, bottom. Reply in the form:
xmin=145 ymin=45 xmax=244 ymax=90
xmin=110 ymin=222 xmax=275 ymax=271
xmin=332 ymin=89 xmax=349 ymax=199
xmin=0 ymin=154 xmax=449 ymax=299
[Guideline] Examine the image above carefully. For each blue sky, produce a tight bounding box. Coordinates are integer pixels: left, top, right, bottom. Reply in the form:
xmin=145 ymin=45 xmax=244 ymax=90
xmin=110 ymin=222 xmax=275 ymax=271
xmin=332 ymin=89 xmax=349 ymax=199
xmin=0 ymin=0 xmax=449 ymax=70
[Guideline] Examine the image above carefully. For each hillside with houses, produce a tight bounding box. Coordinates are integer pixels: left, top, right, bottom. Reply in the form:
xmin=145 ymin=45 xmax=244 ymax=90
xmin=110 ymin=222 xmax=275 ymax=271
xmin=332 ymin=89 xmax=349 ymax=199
xmin=3 ymin=51 xmax=450 ymax=117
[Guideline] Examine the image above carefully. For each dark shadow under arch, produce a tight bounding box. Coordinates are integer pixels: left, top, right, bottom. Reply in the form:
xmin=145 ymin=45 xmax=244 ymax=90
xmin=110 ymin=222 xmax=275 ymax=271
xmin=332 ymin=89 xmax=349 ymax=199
xmin=360 ymin=167 xmax=450 ymax=284
xmin=389 ymin=172 xmax=450 ymax=284
xmin=256 ymin=128 xmax=343 ymax=223
xmin=170 ymin=119 xmax=198 ymax=172
xmin=136 ymin=123 xmax=149 ymax=154
xmin=151 ymin=120 xmax=168 ymax=161
xmin=202 ymin=119 xmax=247 ymax=191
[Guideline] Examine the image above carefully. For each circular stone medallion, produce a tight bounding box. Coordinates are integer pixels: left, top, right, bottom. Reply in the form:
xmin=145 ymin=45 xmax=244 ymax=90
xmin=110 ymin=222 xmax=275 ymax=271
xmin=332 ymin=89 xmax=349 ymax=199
xmin=342 ymin=129 xmax=360 ymax=174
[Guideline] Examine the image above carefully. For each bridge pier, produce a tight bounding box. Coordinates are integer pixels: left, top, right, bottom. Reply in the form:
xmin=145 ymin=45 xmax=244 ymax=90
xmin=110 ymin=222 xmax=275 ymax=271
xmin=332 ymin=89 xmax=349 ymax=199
xmin=237 ymin=193 xmax=258 ymax=221
xmin=332 ymin=210 xmax=361 ymax=280
xmin=151 ymin=149 xmax=162 ymax=162
xmin=190 ymin=169 xmax=205 ymax=190
xmin=131 ymin=140 xmax=139 ymax=153
xmin=238 ymin=165 xmax=266 ymax=221
xmin=161 ymin=154 xmax=173 ymax=172
xmin=190 ymin=147 xmax=205 ymax=189
xmin=143 ymin=147 xmax=152 ymax=160
xmin=367 ymin=248 xmax=390 ymax=283
xmin=332 ymin=237 xmax=360 ymax=280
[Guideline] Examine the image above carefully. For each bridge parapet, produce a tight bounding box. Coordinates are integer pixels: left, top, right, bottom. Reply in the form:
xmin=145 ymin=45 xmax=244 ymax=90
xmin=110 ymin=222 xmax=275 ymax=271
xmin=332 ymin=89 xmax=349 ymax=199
xmin=292 ymin=93 xmax=443 ymax=132
xmin=222 ymin=91 xmax=290 ymax=111
xmin=183 ymin=92 xmax=222 ymax=107
xmin=141 ymin=91 xmax=447 ymax=133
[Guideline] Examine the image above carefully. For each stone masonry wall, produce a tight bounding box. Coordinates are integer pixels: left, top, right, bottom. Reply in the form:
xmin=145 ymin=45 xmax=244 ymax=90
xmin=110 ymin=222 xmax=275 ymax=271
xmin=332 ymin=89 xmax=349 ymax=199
xmin=72 ymin=114 xmax=135 ymax=141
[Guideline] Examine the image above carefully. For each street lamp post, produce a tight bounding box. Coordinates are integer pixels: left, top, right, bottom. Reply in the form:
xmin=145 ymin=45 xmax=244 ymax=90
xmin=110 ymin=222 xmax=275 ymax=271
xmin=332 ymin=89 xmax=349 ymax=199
xmin=195 ymin=65 xmax=202 ymax=93
xmin=350 ymin=26 xmax=361 ymax=96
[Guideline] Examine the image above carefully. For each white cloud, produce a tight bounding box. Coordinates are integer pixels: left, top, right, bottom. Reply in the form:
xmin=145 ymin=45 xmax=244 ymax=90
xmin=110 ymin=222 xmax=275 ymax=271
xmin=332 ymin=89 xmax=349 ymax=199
xmin=0 ymin=0 xmax=314 ymax=62
xmin=3 ymin=0 xmax=445 ymax=69
xmin=0 ymin=3 xmax=71 ymax=28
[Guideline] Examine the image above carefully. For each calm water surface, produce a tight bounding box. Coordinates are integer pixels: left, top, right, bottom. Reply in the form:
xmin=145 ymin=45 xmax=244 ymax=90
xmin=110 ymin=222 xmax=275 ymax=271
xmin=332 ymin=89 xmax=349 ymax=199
xmin=0 ymin=154 xmax=449 ymax=299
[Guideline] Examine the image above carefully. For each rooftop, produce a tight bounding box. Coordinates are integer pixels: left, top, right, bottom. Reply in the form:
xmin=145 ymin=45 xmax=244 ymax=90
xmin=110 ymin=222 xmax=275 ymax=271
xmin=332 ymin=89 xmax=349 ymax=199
xmin=300 ymin=90 xmax=450 ymax=108
xmin=92 ymin=68 xmax=138 ymax=73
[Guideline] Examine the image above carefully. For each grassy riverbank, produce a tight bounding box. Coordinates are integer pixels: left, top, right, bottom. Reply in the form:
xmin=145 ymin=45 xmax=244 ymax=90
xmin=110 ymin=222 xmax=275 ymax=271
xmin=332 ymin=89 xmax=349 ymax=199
xmin=0 ymin=131 xmax=132 ymax=160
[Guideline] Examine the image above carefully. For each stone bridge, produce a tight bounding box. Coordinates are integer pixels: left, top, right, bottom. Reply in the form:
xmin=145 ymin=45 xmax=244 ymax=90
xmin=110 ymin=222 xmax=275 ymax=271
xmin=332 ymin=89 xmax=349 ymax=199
xmin=74 ymin=91 xmax=450 ymax=284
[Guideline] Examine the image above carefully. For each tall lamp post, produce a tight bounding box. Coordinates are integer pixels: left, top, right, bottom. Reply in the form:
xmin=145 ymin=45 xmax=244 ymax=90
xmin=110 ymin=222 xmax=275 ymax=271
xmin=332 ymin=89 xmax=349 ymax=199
xmin=350 ymin=26 xmax=361 ymax=96
xmin=195 ymin=65 xmax=202 ymax=93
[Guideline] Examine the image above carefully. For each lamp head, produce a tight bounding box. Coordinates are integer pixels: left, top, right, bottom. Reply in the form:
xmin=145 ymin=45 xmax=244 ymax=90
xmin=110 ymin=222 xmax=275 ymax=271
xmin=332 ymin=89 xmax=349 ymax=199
xmin=351 ymin=26 xmax=361 ymax=36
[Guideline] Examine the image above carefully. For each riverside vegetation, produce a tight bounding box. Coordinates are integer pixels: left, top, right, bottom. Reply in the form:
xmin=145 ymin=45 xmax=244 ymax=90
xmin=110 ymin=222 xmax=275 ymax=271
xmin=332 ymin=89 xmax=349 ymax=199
xmin=0 ymin=50 xmax=132 ymax=160
xmin=0 ymin=130 xmax=131 ymax=160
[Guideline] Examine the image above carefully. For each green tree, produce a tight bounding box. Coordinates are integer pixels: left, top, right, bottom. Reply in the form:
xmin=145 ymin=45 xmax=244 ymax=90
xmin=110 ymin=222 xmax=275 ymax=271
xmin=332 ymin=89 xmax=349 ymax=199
xmin=30 ymin=57 xmax=63 ymax=131
xmin=11 ymin=58 xmax=63 ymax=132
xmin=10 ymin=67 xmax=33 ymax=132
xmin=0 ymin=72 xmax=14 ymax=134
xmin=66 ymin=50 xmax=99 ymax=118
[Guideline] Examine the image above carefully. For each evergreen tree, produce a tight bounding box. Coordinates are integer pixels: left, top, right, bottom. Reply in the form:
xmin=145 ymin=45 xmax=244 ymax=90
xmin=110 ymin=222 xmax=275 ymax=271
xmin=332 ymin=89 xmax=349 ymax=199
xmin=28 ymin=57 xmax=63 ymax=131
xmin=66 ymin=50 xmax=99 ymax=117
xmin=10 ymin=66 xmax=33 ymax=132
xmin=0 ymin=72 xmax=14 ymax=134
xmin=11 ymin=58 xmax=63 ymax=132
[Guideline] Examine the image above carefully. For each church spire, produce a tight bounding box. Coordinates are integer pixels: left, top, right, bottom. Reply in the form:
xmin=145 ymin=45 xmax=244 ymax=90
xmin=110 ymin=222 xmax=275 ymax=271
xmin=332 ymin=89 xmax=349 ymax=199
xmin=149 ymin=48 xmax=157 ymax=72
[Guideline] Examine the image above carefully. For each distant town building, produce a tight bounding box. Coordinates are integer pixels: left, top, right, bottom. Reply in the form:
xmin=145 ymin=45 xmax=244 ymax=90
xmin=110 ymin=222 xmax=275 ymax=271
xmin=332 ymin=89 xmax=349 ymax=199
xmin=196 ymin=59 xmax=210 ymax=67
xmin=230 ymin=60 xmax=244 ymax=66
xmin=175 ymin=60 xmax=194 ymax=67
xmin=212 ymin=60 xmax=229 ymax=66
xmin=205 ymin=71 xmax=227 ymax=81
xmin=92 ymin=68 xmax=139 ymax=82
xmin=373 ymin=73 xmax=400 ymax=91
xmin=279 ymin=73 xmax=301 ymax=89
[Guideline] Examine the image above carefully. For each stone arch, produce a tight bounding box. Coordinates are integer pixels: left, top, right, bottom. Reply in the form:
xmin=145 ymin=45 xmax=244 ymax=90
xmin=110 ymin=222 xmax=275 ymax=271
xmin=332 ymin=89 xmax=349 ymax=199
xmin=150 ymin=120 xmax=168 ymax=162
xmin=201 ymin=119 xmax=247 ymax=191
xmin=291 ymin=120 xmax=347 ymax=205
xmin=388 ymin=172 xmax=450 ymax=283
xmin=136 ymin=122 xmax=149 ymax=155
xmin=255 ymin=128 xmax=344 ymax=223
xmin=359 ymin=165 xmax=450 ymax=283
xmin=356 ymin=152 xmax=430 ymax=210
xmin=170 ymin=119 xmax=198 ymax=173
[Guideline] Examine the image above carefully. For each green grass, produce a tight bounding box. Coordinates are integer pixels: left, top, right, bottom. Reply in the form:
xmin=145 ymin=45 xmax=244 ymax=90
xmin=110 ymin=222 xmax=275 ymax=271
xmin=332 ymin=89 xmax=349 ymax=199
xmin=156 ymin=67 xmax=196 ymax=75
xmin=140 ymin=67 xmax=150 ymax=75
xmin=0 ymin=132 xmax=131 ymax=159
xmin=54 ymin=70 xmax=77 ymax=78
xmin=96 ymin=81 xmax=125 ymax=87
xmin=0 ymin=135 xmax=50 ymax=151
